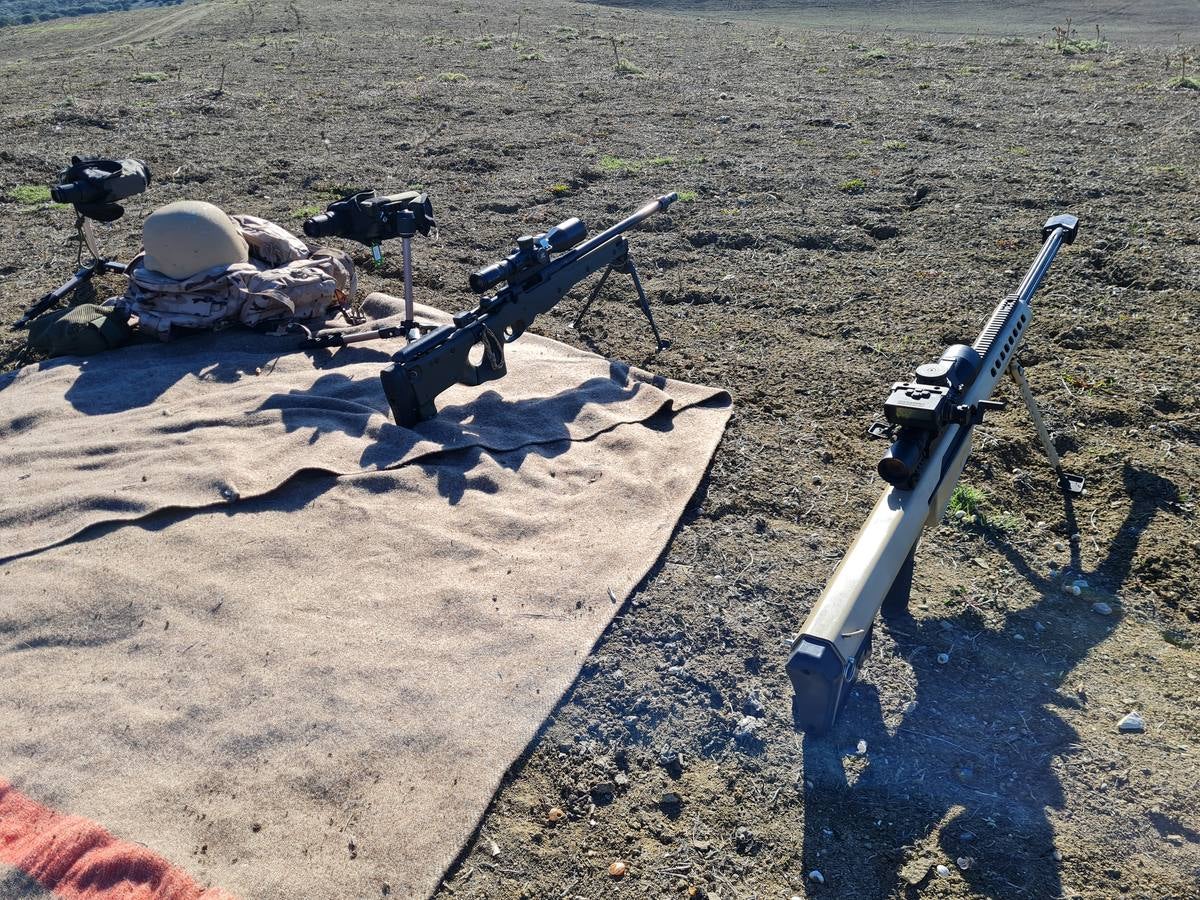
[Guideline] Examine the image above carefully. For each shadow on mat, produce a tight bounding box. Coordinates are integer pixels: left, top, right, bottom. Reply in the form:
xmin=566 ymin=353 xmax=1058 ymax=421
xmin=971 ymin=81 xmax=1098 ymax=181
xmin=798 ymin=464 xmax=1179 ymax=898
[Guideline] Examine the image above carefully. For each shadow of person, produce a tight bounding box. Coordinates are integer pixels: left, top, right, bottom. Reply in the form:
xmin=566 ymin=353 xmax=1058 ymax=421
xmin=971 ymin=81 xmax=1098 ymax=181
xmin=799 ymin=463 xmax=1179 ymax=898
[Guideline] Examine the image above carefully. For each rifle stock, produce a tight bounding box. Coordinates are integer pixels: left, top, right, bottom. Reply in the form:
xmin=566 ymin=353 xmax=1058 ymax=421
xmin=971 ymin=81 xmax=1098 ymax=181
xmin=788 ymin=214 xmax=1080 ymax=734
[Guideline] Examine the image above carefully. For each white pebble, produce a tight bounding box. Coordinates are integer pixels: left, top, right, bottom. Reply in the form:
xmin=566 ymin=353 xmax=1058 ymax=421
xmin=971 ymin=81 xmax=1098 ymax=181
xmin=808 ymin=869 xmax=825 ymax=884
xmin=956 ymin=856 xmax=973 ymax=870
xmin=1071 ymin=585 xmax=1082 ymax=596
xmin=936 ymin=864 xmax=951 ymax=877
xmin=1052 ymin=849 xmax=1063 ymax=861
xmin=1117 ymin=711 xmax=1145 ymax=733
xmin=1092 ymin=601 xmax=1113 ymax=616
xmin=937 ymin=652 xmax=950 ymax=665
xmin=856 ymin=739 xmax=868 ymax=755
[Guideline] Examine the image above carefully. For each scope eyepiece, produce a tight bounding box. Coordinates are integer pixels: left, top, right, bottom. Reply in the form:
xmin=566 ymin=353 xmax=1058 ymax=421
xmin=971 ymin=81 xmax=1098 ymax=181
xmin=878 ymin=431 xmax=927 ymax=488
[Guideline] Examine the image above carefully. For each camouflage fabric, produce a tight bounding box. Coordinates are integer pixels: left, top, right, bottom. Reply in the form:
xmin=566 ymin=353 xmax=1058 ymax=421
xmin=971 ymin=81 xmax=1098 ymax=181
xmin=121 ymin=217 xmax=355 ymax=339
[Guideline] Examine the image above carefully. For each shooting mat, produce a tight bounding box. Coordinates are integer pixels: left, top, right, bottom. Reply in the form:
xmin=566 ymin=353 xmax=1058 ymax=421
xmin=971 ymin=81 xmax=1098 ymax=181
xmin=0 ymin=294 xmax=731 ymax=899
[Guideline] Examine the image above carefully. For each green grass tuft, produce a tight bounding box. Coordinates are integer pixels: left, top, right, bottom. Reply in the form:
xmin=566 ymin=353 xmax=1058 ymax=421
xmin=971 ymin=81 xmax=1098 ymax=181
xmin=837 ymin=177 xmax=866 ymax=193
xmin=615 ymin=58 xmax=643 ymax=75
xmin=130 ymin=71 xmax=169 ymax=83
xmin=549 ymin=183 xmax=571 ymax=196
xmin=947 ymin=484 xmax=985 ymax=518
xmin=438 ymin=72 xmax=468 ymax=82
xmin=1168 ymin=75 xmax=1200 ymax=90
xmin=676 ymin=190 xmax=698 ymax=202
xmin=10 ymin=184 xmax=53 ymax=205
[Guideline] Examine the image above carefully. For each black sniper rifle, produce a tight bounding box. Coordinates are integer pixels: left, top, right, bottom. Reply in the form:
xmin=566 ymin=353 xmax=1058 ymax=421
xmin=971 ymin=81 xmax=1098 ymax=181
xmin=375 ymin=193 xmax=675 ymax=427
xmin=788 ymin=214 xmax=1083 ymax=735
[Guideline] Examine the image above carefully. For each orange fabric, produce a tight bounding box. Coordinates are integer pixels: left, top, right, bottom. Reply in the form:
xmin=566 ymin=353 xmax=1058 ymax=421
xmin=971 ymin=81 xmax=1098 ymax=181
xmin=0 ymin=780 xmax=233 ymax=899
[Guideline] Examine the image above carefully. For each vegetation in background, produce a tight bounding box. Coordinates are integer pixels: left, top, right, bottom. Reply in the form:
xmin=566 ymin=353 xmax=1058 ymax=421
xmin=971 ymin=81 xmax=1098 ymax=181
xmin=0 ymin=0 xmax=183 ymax=28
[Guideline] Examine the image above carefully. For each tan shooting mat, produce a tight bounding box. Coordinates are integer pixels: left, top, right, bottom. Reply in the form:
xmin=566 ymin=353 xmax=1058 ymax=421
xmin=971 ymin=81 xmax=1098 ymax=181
xmin=0 ymin=294 xmax=731 ymax=898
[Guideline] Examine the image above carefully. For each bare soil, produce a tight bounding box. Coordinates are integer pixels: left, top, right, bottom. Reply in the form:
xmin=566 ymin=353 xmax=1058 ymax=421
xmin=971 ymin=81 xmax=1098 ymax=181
xmin=1 ymin=1 xmax=1198 ymax=898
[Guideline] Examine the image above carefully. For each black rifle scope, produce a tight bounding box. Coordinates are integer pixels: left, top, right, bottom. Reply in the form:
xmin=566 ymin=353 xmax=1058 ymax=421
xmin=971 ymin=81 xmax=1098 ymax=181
xmin=878 ymin=344 xmax=987 ymax=488
xmin=469 ymin=217 xmax=588 ymax=294
xmin=50 ymin=156 xmax=151 ymax=223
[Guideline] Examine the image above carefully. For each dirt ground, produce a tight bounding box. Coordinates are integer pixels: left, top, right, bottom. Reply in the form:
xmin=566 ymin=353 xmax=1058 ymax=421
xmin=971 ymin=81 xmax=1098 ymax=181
xmin=1 ymin=0 xmax=1198 ymax=897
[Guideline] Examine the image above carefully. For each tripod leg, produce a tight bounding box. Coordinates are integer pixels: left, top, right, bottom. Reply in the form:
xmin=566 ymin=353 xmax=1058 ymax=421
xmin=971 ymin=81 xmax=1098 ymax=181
xmin=572 ymin=262 xmax=616 ymax=331
xmin=1008 ymin=360 xmax=1084 ymax=494
xmin=622 ymin=255 xmax=666 ymax=350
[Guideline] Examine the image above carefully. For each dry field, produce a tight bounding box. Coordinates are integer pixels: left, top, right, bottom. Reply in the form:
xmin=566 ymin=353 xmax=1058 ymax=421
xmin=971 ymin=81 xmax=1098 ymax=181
xmin=1 ymin=0 xmax=1198 ymax=897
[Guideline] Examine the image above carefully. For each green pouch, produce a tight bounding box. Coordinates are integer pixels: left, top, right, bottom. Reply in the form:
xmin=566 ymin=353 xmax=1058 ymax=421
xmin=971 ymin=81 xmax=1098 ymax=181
xmin=27 ymin=303 xmax=133 ymax=357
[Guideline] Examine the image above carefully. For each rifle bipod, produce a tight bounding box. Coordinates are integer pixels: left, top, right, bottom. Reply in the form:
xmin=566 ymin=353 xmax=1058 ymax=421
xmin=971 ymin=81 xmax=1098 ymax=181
xmin=571 ymin=249 xmax=667 ymax=351
xmin=1008 ymin=359 xmax=1085 ymax=495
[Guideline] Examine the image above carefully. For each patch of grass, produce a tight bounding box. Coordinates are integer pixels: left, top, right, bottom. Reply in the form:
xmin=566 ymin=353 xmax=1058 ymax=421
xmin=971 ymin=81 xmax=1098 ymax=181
xmin=917 ymin=81 xmax=930 ymax=90
xmin=986 ymin=511 xmax=1024 ymax=533
xmin=882 ymin=140 xmax=907 ymax=151
xmin=130 ymin=71 xmax=169 ymax=83
xmin=1163 ymin=629 xmax=1195 ymax=650
xmin=865 ymin=47 xmax=889 ymax=60
xmin=1168 ymin=75 xmax=1200 ymax=90
xmin=292 ymin=204 xmax=322 ymax=219
xmin=438 ymin=72 xmax=468 ymax=82
xmin=519 ymin=51 xmax=543 ymax=61
xmin=677 ymin=190 xmax=698 ymax=202
xmin=474 ymin=38 xmax=493 ymax=50
xmin=816 ymin=65 xmax=830 ymax=74
xmin=556 ymin=26 xmax=579 ymax=40
xmin=9 ymin=184 xmax=53 ymax=205
xmin=549 ymin=183 xmax=571 ymax=196
xmin=948 ymin=484 xmax=985 ymax=518
xmin=1009 ymin=145 xmax=1030 ymax=156
xmin=1069 ymin=61 xmax=1096 ymax=73
xmin=837 ymin=177 xmax=866 ymax=193
xmin=614 ymin=58 xmax=643 ymax=76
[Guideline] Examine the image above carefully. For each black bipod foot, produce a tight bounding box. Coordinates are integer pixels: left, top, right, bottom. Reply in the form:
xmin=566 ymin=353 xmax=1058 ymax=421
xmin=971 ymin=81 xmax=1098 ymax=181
xmin=1060 ymin=472 xmax=1086 ymax=495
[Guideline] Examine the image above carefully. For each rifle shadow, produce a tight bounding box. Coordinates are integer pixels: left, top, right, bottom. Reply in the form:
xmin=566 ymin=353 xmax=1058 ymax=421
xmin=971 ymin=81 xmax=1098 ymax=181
xmin=799 ymin=463 xmax=1178 ymax=898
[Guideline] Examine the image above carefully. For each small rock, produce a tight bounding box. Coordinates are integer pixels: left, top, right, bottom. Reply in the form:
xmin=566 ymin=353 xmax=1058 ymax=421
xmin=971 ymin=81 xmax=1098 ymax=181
xmin=900 ymin=857 xmax=933 ymax=885
xmin=734 ymin=715 xmax=761 ymax=742
xmin=660 ymin=791 xmax=682 ymax=809
xmin=936 ymin=864 xmax=951 ymax=877
xmin=733 ymin=825 xmax=755 ymax=851
xmin=808 ymin=869 xmax=825 ymax=884
xmin=856 ymin=739 xmax=868 ymax=755
xmin=590 ymin=782 xmax=616 ymax=801
xmin=1117 ymin=711 xmax=1145 ymax=733
xmin=1053 ymin=849 xmax=1063 ymax=862
xmin=608 ymin=860 xmax=628 ymax=879
xmin=1054 ymin=541 xmax=1065 ymax=552
xmin=546 ymin=807 xmax=566 ymax=824
xmin=959 ymin=831 xmax=975 ymax=843
xmin=937 ymin=652 xmax=950 ymax=665
xmin=956 ymin=856 xmax=973 ymax=870
xmin=811 ymin=475 xmax=822 ymax=486
xmin=1071 ymin=584 xmax=1082 ymax=596
xmin=743 ymin=695 xmax=766 ymax=717
xmin=1092 ymin=601 xmax=1113 ymax=616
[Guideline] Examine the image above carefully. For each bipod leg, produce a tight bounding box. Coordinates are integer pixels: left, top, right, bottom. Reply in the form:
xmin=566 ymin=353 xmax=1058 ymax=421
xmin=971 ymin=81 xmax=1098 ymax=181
xmin=621 ymin=254 xmax=667 ymax=351
xmin=1008 ymin=360 xmax=1084 ymax=495
xmin=572 ymin=261 xmax=616 ymax=331
xmin=400 ymin=235 xmax=420 ymax=341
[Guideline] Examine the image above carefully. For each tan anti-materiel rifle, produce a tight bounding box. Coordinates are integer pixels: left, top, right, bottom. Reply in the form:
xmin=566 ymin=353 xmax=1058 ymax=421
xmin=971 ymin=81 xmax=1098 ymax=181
xmin=788 ymin=214 xmax=1083 ymax=734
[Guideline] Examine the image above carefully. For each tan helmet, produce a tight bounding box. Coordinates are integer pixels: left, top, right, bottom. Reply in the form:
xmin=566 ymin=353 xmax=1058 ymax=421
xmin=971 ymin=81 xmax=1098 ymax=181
xmin=142 ymin=200 xmax=249 ymax=279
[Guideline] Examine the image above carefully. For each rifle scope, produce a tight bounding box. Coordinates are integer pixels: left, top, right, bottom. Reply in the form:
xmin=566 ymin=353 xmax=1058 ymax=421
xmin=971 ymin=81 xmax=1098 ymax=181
xmin=469 ymin=217 xmax=588 ymax=294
